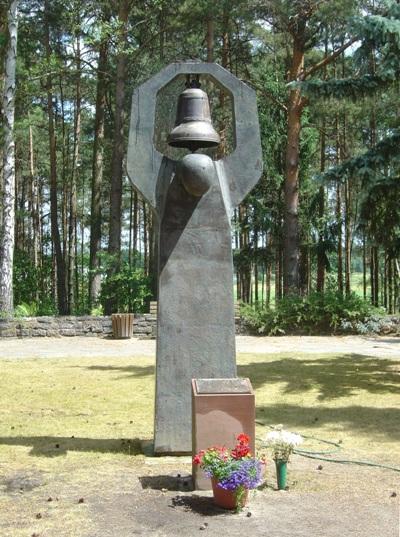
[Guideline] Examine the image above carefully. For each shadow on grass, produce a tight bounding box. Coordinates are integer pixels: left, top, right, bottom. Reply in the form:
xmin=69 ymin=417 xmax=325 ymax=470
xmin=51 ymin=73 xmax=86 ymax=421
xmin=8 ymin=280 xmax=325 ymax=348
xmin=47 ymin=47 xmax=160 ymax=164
xmin=72 ymin=364 xmax=155 ymax=379
xmin=0 ymin=436 xmax=145 ymax=457
xmin=238 ymin=354 xmax=400 ymax=400
xmin=256 ymin=404 xmax=400 ymax=440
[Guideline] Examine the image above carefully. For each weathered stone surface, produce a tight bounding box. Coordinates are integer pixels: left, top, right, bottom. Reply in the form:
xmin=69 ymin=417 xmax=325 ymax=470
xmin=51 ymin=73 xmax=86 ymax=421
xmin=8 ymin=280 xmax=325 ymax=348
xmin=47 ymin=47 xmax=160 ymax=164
xmin=127 ymin=62 xmax=262 ymax=454
xmin=19 ymin=329 xmax=31 ymax=337
xmin=195 ymin=378 xmax=251 ymax=394
xmin=59 ymin=322 xmax=76 ymax=329
xmin=37 ymin=317 xmax=53 ymax=324
xmin=0 ymin=328 xmax=17 ymax=337
xmin=0 ymin=314 xmax=243 ymax=339
xmin=0 ymin=315 xmax=157 ymax=338
xmin=31 ymin=329 xmax=46 ymax=337
xmin=60 ymin=329 xmax=77 ymax=336
xmin=45 ymin=330 xmax=60 ymax=338
xmin=133 ymin=326 xmax=152 ymax=334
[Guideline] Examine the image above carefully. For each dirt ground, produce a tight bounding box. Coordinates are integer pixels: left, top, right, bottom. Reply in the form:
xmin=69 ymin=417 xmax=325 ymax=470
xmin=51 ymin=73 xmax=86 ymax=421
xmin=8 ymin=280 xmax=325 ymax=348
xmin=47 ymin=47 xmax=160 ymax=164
xmin=0 ymin=335 xmax=399 ymax=537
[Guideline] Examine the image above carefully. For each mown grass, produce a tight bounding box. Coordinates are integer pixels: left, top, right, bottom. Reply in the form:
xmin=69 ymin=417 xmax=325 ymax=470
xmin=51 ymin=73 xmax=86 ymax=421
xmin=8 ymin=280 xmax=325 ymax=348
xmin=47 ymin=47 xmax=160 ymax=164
xmin=1 ymin=352 xmax=399 ymax=462
xmin=0 ymin=351 xmax=399 ymax=535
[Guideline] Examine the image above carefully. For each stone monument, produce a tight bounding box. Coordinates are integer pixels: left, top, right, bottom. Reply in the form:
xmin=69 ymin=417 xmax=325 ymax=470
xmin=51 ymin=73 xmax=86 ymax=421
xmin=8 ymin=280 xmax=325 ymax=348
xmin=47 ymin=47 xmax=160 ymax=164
xmin=127 ymin=61 xmax=262 ymax=453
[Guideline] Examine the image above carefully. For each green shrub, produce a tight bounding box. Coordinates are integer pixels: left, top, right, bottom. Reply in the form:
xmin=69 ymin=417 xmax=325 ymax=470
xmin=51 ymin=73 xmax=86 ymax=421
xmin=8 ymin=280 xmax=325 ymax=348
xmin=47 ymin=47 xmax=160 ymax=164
xmin=90 ymin=306 xmax=104 ymax=316
xmin=99 ymin=265 xmax=151 ymax=313
xmin=241 ymin=291 xmax=383 ymax=335
xmin=36 ymin=297 xmax=58 ymax=316
xmin=14 ymin=302 xmax=38 ymax=317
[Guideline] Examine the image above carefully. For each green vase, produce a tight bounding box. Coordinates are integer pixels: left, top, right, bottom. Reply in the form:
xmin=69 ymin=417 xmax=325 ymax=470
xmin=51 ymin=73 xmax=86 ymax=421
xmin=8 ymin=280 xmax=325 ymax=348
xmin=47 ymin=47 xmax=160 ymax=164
xmin=275 ymin=459 xmax=287 ymax=490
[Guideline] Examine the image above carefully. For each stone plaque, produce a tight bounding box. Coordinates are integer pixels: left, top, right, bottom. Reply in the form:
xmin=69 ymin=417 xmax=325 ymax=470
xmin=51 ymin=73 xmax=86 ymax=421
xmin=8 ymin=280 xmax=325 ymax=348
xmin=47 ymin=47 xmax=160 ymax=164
xmin=195 ymin=378 xmax=251 ymax=394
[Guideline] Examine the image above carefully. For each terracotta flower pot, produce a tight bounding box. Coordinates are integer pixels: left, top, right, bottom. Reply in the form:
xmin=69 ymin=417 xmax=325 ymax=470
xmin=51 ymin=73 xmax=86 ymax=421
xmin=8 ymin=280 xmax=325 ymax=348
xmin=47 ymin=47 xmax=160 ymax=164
xmin=211 ymin=478 xmax=249 ymax=510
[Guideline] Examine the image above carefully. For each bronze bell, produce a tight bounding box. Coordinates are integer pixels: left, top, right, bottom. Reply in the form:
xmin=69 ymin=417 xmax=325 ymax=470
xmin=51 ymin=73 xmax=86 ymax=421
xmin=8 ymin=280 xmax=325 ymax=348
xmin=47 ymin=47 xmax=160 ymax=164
xmin=168 ymin=86 xmax=220 ymax=151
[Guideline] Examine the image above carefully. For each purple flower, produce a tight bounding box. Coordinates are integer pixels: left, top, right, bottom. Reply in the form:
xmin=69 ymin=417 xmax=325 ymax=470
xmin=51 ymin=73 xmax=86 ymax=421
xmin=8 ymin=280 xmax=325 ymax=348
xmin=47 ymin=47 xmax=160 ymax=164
xmin=217 ymin=459 xmax=263 ymax=491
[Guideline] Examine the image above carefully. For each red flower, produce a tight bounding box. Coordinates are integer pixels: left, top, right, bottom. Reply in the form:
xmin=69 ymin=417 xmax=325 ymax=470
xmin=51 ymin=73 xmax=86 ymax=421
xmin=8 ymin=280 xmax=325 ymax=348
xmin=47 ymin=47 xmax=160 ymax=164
xmin=193 ymin=450 xmax=205 ymax=465
xmin=231 ymin=444 xmax=251 ymax=459
xmin=237 ymin=433 xmax=250 ymax=445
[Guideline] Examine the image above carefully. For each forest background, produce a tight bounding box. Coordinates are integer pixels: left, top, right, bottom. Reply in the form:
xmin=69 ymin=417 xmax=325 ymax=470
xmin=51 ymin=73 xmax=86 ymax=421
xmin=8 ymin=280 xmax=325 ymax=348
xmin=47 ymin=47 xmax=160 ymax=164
xmin=0 ymin=0 xmax=399 ymax=334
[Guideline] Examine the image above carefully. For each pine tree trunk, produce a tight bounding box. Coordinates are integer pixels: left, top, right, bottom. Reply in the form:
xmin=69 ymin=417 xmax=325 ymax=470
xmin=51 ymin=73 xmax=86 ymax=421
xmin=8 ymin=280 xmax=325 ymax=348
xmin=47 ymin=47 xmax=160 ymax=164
xmin=383 ymin=254 xmax=388 ymax=310
xmin=238 ymin=204 xmax=250 ymax=303
xmin=44 ymin=0 xmax=67 ymax=314
xmin=283 ymin=35 xmax=305 ymax=295
xmin=336 ymin=182 xmax=343 ymax=296
xmin=68 ymin=27 xmax=81 ymax=314
xmin=217 ymin=8 xmax=230 ymax=158
xmin=19 ymin=164 xmax=26 ymax=252
xmin=388 ymin=258 xmax=393 ymax=314
xmin=261 ymin=261 xmax=265 ymax=306
xmin=106 ymin=0 xmax=129 ymax=314
xmin=373 ymin=246 xmax=379 ymax=306
xmin=254 ymin=229 xmax=258 ymax=303
xmin=394 ymin=260 xmax=399 ymax=313
xmin=370 ymin=247 xmax=375 ymax=305
xmin=266 ymin=260 xmax=271 ymax=306
xmin=299 ymin=244 xmax=309 ymax=295
xmin=58 ymin=78 xmax=68 ymax=272
xmin=362 ymin=234 xmax=367 ymax=300
xmin=128 ymin=186 xmax=133 ymax=267
xmin=148 ymin=209 xmax=157 ymax=298
xmin=316 ymin=130 xmax=326 ymax=292
xmin=335 ymin=114 xmax=343 ymax=296
xmin=275 ymin=246 xmax=282 ymax=302
xmin=0 ymin=0 xmax=18 ymax=315
xmin=133 ymin=190 xmax=138 ymax=263
xmin=344 ymin=178 xmax=351 ymax=296
xmin=89 ymin=25 xmax=108 ymax=309
xmin=143 ymin=200 xmax=148 ymax=276
xmin=29 ymin=125 xmax=40 ymax=271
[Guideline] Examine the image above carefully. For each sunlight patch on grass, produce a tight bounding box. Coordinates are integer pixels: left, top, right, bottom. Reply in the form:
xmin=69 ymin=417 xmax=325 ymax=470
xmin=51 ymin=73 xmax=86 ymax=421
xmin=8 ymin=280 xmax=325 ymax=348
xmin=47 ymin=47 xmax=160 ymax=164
xmin=238 ymin=352 xmax=400 ymax=462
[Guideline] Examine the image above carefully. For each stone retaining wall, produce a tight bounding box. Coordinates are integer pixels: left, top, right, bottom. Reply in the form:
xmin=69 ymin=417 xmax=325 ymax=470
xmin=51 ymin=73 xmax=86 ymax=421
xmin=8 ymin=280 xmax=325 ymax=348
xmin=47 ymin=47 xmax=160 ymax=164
xmin=0 ymin=315 xmax=244 ymax=338
xmin=0 ymin=315 xmax=157 ymax=338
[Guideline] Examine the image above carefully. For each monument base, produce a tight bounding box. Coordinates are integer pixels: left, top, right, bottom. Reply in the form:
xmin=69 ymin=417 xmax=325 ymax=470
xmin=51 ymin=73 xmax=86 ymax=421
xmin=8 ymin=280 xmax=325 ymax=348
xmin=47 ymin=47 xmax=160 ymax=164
xmin=191 ymin=378 xmax=255 ymax=490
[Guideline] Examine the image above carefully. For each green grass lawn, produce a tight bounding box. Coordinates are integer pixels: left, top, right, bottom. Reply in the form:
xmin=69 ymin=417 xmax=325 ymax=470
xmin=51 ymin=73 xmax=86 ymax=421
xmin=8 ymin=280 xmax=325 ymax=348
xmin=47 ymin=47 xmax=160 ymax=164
xmin=0 ymin=351 xmax=399 ymax=535
xmin=1 ymin=351 xmax=398 ymax=464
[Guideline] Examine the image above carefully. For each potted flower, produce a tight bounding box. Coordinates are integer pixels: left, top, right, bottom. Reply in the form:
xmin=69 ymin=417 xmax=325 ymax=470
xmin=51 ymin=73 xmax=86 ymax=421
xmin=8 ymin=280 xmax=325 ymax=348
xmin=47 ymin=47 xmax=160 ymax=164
xmin=193 ymin=433 xmax=265 ymax=510
xmin=263 ymin=425 xmax=303 ymax=490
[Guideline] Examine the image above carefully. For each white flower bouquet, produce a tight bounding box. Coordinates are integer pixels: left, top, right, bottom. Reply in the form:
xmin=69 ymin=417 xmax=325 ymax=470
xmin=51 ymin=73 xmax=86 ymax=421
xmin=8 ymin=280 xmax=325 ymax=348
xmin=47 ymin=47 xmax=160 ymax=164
xmin=264 ymin=425 xmax=303 ymax=462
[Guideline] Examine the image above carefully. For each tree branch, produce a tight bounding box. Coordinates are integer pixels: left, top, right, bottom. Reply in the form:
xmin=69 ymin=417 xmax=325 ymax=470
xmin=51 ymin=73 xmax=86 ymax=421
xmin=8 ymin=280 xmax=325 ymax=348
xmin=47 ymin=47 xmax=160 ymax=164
xmin=257 ymin=85 xmax=288 ymax=112
xmin=302 ymin=37 xmax=358 ymax=80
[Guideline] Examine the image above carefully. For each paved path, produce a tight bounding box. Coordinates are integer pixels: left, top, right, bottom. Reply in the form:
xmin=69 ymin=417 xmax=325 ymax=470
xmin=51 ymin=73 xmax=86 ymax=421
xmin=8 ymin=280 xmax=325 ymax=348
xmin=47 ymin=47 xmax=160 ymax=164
xmin=0 ymin=334 xmax=399 ymax=359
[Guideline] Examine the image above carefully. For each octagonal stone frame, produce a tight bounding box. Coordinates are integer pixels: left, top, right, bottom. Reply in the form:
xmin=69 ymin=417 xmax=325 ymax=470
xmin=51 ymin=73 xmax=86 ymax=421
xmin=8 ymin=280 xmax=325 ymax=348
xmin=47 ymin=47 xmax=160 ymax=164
xmin=127 ymin=61 xmax=263 ymax=213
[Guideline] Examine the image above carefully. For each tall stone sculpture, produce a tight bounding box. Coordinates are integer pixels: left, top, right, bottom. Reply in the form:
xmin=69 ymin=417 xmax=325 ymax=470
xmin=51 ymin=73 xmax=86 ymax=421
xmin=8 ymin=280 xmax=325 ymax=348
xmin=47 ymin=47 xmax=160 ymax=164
xmin=127 ymin=62 xmax=262 ymax=453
